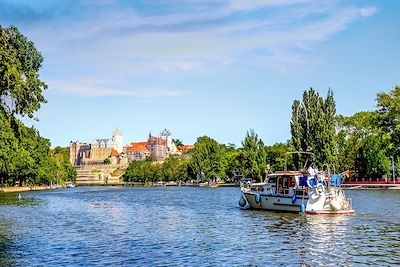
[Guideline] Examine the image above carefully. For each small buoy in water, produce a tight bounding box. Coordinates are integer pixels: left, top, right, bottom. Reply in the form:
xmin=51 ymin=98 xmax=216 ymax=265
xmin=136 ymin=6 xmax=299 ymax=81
xmin=18 ymin=194 xmax=22 ymax=201
xmin=238 ymin=197 xmax=247 ymax=207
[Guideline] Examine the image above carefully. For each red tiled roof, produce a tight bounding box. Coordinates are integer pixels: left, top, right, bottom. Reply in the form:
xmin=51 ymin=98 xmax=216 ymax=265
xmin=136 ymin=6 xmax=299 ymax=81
xmin=131 ymin=141 xmax=147 ymax=146
xmin=111 ymin=149 xmax=121 ymax=156
xmin=125 ymin=142 xmax=150 ymax=153
xmin=178 ymin=145 xmax=194 ymax=151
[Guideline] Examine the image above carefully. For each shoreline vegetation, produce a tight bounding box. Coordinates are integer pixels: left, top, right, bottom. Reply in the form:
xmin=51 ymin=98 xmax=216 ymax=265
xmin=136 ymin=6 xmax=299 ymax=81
xmin=1 ymin=26 xmax=400 ymax=189
xmin=2 ymin=180 xmax=399 ymax=194
xmin=0 ymin=26 xmax=76 ymax=188
xmin=0 ymin=185 xmax=58 ymax=193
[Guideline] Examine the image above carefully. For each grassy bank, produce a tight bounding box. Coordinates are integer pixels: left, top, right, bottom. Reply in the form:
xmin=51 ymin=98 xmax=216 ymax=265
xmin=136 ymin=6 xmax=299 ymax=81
xmin=0 ymin=186 xmax=58 ymax=193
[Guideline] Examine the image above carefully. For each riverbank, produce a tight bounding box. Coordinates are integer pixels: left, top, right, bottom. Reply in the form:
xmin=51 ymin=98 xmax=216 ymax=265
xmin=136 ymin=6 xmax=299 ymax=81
xmin=76 ymin=181 xmax=238 ymax=187
xmin=2 ymin=182 xmax=398 ymax=192
xmin=342 ymin=183 xmax=400 ymax=190
xmin=0 ymin=185 xmax=58 ymax=193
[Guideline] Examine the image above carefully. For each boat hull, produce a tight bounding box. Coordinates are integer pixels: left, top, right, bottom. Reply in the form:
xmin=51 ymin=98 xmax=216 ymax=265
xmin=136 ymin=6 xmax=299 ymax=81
xmin=305 ymin=209 xmax=355 ymax=215
xmin=243 ymin=192 xmax=307 ymax=213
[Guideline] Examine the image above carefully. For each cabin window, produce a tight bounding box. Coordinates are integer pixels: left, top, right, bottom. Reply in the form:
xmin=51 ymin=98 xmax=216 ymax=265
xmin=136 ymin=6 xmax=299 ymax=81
xmin=289 ymin=176 xmax=295 ymax=187
xmin=276 ymin=176 xmax=288 ymax=194
xmin=282 ymin=177 xmax=288 ymax=188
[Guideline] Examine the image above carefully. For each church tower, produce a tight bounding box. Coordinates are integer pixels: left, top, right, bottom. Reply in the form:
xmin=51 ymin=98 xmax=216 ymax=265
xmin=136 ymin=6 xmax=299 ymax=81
xmin=112 ymin=128 xmax=123 ymax=153
xmin=160 ymin=128 xmax=172 ymax=151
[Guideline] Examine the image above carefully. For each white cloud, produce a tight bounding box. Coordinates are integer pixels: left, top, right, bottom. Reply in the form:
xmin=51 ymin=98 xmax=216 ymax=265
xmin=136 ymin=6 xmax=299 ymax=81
xmin=13 ymin=0 xmax=377 ymax=96
xmin=359 ymin=7 xmax=377 ymax=18
xmin=47 ymin=78 xmax=184 ymax=97
xmin=228 ymin=0 xmax=312 ymax=11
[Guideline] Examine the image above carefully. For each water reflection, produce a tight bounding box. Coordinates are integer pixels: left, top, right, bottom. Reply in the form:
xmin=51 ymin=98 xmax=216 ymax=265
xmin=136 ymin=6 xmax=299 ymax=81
xmin=0 ymin=187 xmax=399 ymax=266
xmin=0 ymin=218 xmax=16 ymax=266
xmin=0 ymin=193 xmax=39 ymax=206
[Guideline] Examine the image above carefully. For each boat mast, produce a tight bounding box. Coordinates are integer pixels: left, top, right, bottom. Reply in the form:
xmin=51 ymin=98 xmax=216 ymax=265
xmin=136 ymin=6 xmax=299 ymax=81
xmin=284 ymin=151 xmax=315 ymax=171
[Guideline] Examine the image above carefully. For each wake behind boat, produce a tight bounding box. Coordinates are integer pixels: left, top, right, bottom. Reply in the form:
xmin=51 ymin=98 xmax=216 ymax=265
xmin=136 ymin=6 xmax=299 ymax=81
xmin=238 ymin=152 xmax=355 ymax=215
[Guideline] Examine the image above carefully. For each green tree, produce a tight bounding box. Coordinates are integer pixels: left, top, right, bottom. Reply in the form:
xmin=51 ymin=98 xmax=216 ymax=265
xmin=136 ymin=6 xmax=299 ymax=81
xmin=265 ymin=142 xmax=294 ymax=171
xmin=123 ymin=160 xmax=143 ymax=182
xmin=0 ymin=26 xmax=79 ymax=187
xmin=376 ymin=85 xmax=400 ymax=158
xmin=50 ymin=146 xmax=77 ymax=184
xmin=172 ymin=139 xmax=184 ymax=147
xmin=189 ymin=136 xmax=226 ymax=181
xmin=124 ymin=154 xmax=191 ymax=183
xmin=0 ymin=25 xmax=47 ymax=118
xmin=336 ymin=111 xmax=391 ymax=177
xmin=176 ymin=158 xmax=190 ymax=181
xmin=162 ymin=154 xmax=190 ymax=181
xmin=0 ymin=113 xmax=19 ymax=185
xmin=355 ymin=130 xmax=391 ymax=178
xmin=240 ymin=129 xmax=266 ymax=181
xmin=222 ymin=148 xmax=241 ymax=179
xmin=290 ymin=88 xmax=338 ymax=168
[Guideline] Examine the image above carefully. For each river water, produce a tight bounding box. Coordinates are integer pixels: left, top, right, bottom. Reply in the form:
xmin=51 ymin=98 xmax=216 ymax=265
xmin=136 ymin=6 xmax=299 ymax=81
xmin=0 ymin=187 xmax=399 ymax=266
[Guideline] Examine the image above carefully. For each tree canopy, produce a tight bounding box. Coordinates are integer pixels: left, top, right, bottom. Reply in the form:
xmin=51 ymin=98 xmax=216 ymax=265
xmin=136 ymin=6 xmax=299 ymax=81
xmin=0 ymin=25 xmax=75 ymax=186
xmin=290 ymin=88 xmax=338 ymax=169
xmin=0 ymin=25 xmax=47 ymax=118
xmin=240 ymin=129 xmax=266 ymax=181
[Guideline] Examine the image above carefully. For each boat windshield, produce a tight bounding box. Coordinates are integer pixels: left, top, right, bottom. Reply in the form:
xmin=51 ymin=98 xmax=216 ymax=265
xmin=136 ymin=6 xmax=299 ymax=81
xmin=275 ymin=175 xmax=296 ymax=195
xmin=267 ymin=177 xmax=277 ymax=184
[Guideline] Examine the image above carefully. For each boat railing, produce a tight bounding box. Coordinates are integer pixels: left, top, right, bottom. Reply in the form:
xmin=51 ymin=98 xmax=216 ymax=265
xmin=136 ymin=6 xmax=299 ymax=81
xmin=347 ymin=198 xmax=353 ymax=209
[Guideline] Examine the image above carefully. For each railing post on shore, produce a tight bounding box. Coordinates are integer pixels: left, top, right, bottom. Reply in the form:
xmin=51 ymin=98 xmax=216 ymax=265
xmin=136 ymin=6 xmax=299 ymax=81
xmin=390 ymin=156 xmax=395 ymax=184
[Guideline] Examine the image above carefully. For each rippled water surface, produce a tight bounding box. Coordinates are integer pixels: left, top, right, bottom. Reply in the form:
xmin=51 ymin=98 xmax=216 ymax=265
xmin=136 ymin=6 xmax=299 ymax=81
xmin=0 ymin=187 xmax=399 ymax=266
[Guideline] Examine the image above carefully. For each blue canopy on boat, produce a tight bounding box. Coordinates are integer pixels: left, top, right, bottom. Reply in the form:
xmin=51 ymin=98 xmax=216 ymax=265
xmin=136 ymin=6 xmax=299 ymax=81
xmin=330 ymin=174 xmax=341 ymax=187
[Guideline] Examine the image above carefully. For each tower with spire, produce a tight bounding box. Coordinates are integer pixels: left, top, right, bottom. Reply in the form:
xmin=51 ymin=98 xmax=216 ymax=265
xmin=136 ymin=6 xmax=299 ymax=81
xmin=112 ymin=128 xmax=123 ymax=153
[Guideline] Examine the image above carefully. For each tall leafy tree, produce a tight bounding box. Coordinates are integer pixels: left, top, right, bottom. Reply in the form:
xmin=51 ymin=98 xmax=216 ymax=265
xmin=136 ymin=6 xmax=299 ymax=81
xmin=222 ymin=146 xmax=241 ymax=178
xmin=189 ymin=136 xmax=226 ymax=181
xmin=50 ymin=147 xmax=77 ymax=184
xmin=290 ymin=88 xmax=338 ymax=168
xmin=240 ymin=129 xmax=266 ymax=181
xmin=0 ymin=26 xmax=76 ymax=186
xmin=376 ymin=86 xmax=400 ymax=159
xmin=0 ymin=25 xmax=47 ymax=118
xmin=336 ymin=111 xmax=392 ymax=178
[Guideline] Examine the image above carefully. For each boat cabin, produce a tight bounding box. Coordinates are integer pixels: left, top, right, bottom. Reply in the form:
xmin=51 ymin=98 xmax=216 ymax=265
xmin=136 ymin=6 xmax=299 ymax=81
xmin=262 ymin=171 xmax=309 ymax=196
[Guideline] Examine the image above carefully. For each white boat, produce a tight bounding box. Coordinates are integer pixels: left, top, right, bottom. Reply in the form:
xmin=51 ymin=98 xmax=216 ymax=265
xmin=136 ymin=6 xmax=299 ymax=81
xmin=238 ymin=152 xmax=355 ymax=215
xmin=66 ymin=181 xmax=75 ymax=188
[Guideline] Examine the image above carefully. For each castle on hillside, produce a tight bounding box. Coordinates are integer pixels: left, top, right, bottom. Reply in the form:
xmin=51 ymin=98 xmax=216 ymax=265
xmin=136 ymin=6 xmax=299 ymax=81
xmin=70 ymin=128 xmax=193 ymax=166
xmin=91 ymin=129 xmax=123 ymax=153
xmin=124 ymin=129 xmax=179 ymax=163
xmin=69 ymin=129 xmax=126 ymax=166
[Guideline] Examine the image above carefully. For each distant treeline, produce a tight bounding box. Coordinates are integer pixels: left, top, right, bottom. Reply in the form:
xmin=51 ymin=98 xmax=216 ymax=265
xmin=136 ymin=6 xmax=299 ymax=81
xmin=124 ymin=86 xmax=400 ymax=182
xmin=124 ymin=133 xmax=292 ymax=183
xmin=0 ymin=25 xmax=76 ymax=186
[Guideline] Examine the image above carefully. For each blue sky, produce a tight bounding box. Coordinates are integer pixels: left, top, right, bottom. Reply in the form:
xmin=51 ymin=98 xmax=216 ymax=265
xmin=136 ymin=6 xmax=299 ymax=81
xmin=1 ymin=0 xmax=399 ymax=147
